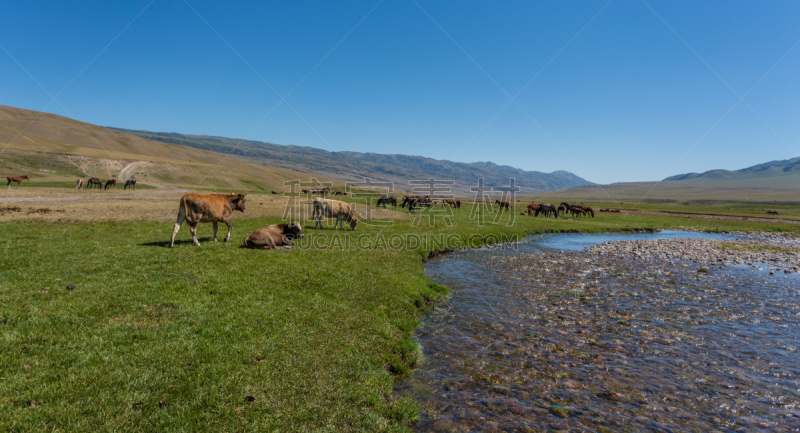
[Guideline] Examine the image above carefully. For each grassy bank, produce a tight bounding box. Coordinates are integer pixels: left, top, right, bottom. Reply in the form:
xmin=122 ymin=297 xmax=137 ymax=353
xmin=1 ymin=208 xmax=798 ymax=431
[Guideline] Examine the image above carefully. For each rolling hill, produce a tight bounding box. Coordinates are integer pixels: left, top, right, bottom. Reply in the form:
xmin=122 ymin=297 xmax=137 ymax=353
xmin=0 ymin=104 xmax=331 ymax=192
xmin=537 ymin=156 xmax=800 ymax=204
xmin=664 ymin=156 xmax=800 ymax=181
xmin=107 ymin=128 xmax=593 ymax=195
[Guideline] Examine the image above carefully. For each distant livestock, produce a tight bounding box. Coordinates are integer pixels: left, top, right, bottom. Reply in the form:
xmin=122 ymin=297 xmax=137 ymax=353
xmin=104 ymin=179 xmax=117 ymax=190
xmin=243 ymin=222 xmax=303 ymax=250
xmin=401 ymin=195 xmax=421 ymax=208
xmin=535 ymin=203 xmax=559 ymax=218
xmin=76 ymin=179 xmax=83 ymax=190
xmin=376 ymin=196 xmax=397 ymax=209
xmin=766 ymin=210 xmax=779 ymax=215
xmin=87 ymin=178 xmax=103 ymax=189
xmin=124 ymin=179 xmax=137 ymax=190
xmin=313 ymin=197 xmax=358 ymax=230
xmin=6 ymin=175 xmax=29 ymax=189
xmin=440 ymin=199 xmax=460 ymax=208
xmin=169 ymin=192 xmax=247 ymax=247
xmin=495 ymin=199 xmax=510 ymax=211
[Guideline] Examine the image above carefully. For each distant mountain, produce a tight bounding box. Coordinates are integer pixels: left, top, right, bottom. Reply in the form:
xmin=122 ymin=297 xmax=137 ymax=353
xmin=664 ymin=157 xmax=800 ymax=181
xmin=107 ymin=128 xmax=593 ymax=194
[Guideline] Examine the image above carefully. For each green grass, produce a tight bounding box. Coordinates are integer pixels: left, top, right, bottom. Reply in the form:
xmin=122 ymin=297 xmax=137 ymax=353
xmin=716 ymin=242 xmax=799 ymax=254
xmin=1 ymin=208 xmax=798 ymax=431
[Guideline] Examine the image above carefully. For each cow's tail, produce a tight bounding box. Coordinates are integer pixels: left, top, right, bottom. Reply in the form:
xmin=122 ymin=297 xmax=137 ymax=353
xmin=180 ymin=196 xmax=190 ymax=222
xmin=243 ymin=237 xmax=251 ymax=248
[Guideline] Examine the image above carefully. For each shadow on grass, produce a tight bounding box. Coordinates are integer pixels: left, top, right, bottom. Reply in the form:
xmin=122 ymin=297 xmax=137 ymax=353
xmin=138 ymin=237 xmax=215 ymax=248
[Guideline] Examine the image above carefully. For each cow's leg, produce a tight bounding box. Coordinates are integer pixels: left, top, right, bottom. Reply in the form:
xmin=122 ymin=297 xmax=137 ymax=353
xmin=190 ymin=224 xmax=200 ymax=246
xmin=212 ymin=222 xmax=219 ymax=241
xmin=169 ymin=208 xmax=186 ymax=248
xmin=337 ymin=216 xmax=344 ymax=230
xmin=224 ymin=220 xmax=232 ymax=242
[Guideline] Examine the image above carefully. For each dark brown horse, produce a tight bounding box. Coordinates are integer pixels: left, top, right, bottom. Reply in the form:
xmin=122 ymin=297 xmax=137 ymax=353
xmin=6 ymin=175 xmax=29 ymax=189
xmin=376 ymin=196 xmax=397 ymax=209
xmin=87 ymin=178 xmax=103 ymax=189
xmin=495 ymin=199 xmax=510 ymax=211
xmin=104 ymin=179 xmax=117 ymax=190
xmin=535 ymin=203 xmax=558 ymax=218
xmin=124 ymin=179 xmax=137 ymax=190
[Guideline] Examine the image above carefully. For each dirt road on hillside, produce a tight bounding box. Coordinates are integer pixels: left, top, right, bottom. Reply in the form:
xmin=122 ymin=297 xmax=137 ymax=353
xmin=118 ymin=161 xmax=149 ymax=181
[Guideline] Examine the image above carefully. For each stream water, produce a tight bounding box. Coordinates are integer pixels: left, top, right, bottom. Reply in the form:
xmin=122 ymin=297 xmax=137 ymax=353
xmin=397 ymin=232 xmax=800 ymax=432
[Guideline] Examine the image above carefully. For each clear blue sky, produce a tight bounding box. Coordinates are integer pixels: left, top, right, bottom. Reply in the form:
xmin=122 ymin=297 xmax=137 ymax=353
xmin=1 ymin=0 xmax=798 ymax=184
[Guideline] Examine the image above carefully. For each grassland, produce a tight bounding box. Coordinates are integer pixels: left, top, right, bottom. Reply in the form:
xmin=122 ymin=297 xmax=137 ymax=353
xmin=2 ymin=189 xmax=800 ymax=431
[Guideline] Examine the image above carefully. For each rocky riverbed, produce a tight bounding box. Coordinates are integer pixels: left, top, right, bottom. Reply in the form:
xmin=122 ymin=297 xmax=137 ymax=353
xmin=586 ymin=232 xmax=800 ymax=274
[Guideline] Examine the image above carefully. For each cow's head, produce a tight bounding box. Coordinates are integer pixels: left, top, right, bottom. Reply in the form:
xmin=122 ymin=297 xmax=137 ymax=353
xmin=230 ymin=192 xmax=247 ymax=212
xmin=349 ymin=217 xmax=358 ymax=231
xmin=284 ymin=221 xmax=304 ymax=239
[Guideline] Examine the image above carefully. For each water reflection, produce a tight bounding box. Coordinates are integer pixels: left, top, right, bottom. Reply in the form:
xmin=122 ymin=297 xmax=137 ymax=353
xmin=398 ymin=233 xmax=800 ymax=432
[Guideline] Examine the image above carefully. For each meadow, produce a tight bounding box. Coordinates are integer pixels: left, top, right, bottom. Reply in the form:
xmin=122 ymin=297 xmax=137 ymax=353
xmin=1 ymin=191 xmax=799 ymax=431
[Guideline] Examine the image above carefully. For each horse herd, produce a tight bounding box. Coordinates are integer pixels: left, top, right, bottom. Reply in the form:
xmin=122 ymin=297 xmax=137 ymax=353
xmin=4 ymin=175 xmax=138 ymax=191
xmin=525 ymin=202 xmax=595 ymax=218
xmin=76 ymin=178 xmax=137 ymax=190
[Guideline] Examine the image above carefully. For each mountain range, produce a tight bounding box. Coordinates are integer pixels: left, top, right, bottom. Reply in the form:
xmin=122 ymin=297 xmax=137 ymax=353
xmin=107 ymin=128 xmax=593 ymax=194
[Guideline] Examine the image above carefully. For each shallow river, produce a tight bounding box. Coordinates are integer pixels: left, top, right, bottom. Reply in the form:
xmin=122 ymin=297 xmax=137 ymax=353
xmin=397 ymin=232 xmax=800 ymax=432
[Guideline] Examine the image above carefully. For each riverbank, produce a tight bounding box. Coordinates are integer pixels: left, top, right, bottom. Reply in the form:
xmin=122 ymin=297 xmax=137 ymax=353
xmin=586 ymin=232 xmax=800 ymax=274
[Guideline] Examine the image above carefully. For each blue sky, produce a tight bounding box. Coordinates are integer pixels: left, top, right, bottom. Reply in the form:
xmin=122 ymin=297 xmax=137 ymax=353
xmin=1 ymin=0 xmax=798 ymax=184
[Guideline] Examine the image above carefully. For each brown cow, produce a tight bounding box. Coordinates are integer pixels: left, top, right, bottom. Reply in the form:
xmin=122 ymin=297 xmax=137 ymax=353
xmin=243 ymin=222 xmax=303 ymax=249
xmin=104 ymin=179 xmax=117 ymax=190
xmin=313 ymin=197 xmax=358 ymax=230
xmin=169 ymin=192 xmax=247 ymax=247
xmin=6 ymin=175 xmax=29 ymax=189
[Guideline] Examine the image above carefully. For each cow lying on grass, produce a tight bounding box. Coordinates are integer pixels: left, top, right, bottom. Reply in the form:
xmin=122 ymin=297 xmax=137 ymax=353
xmin=313 ymin=197 xmax=358 ymax=230
xmin=169 ymin=192 xmax=246 ymax=247
xmin=243 ymin=222 xmax=303 ymax=249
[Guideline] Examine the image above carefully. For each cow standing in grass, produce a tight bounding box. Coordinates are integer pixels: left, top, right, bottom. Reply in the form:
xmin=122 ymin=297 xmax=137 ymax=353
xmin=169 ymin=192 xmax=247 ymax=247
xmin=313 ymin=197 xmax=358 ymax=230
xmin=6 ymin=175 xmax=29 ymax=189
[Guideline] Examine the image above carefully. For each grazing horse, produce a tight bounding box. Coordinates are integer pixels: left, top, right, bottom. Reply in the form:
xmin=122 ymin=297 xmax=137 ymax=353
xmin=557 ymin=205 xmax=566 ymax=216
xmin=535 ymin=203 xmax=559 ymax=218
xmin=6 ymin=175 xmax=29 ymax=189
xmin=76 ymin=179 xmax=84 ymax=190
xmin=456 ymin=200 xmax=461 ymax=209
xmin=376 ymin=196 xmax=397 ymax=209
xmin=570 ymin=207 xmax=587 ymax=217
xmin=104 ymin=179 xmax=117 ymax=190
xmin=440 ymin=198 xmax=458 ymax=208
xmin=766 ymin=210 xmax=779 ymax=215
xmin=87 ymin=178 xmax=103 ymax=189
xmin=527 ymin=203 xmax=540 ymax=215
xmin=401 ymin=195 xmax=421 ymax=208
xmin=495 ymin=199 xmax=510 ymax=211
xmin=124 ymin=179 xmax=137 ymax=190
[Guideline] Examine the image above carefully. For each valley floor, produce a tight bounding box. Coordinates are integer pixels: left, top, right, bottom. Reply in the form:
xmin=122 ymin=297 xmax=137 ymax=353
xmin=1 ymin=188 xmax=798 ymax=431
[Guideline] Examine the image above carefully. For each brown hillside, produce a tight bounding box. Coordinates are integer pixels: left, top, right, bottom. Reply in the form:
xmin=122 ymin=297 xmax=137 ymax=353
xmin=0 ymin=104 xmax=330 ymax=191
